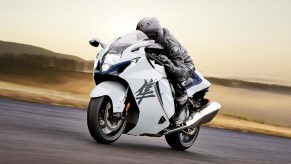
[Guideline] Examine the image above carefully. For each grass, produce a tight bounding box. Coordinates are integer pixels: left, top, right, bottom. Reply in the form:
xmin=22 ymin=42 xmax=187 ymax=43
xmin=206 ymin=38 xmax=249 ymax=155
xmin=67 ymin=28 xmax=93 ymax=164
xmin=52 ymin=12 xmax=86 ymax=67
xmin=219 ymin=112 xmax=291 ymax=128
xmin=0 ymin=81 xmax=89 ymax=109
xmin=206 ymin=115 xmax=291 ymax=139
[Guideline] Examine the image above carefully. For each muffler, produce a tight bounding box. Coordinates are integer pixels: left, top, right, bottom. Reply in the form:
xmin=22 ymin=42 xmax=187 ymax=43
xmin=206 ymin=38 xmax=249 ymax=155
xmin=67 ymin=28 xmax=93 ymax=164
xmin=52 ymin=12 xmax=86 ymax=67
xmin=164 ymin=102 xmax=221 ymax=135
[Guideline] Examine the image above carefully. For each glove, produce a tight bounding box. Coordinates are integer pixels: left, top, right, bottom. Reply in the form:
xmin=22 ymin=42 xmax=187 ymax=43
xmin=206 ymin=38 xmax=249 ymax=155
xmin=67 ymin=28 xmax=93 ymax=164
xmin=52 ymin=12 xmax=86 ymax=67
xmin=156 ymin=55 xmax=176 ymax=73
xmin=157 ymin=55 xmax=171 ymax=64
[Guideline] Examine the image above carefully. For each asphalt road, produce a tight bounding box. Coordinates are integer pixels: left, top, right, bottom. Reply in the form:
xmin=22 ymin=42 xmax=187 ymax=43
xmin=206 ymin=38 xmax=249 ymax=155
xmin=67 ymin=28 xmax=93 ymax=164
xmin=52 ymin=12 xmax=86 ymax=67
xmin=0 ymin=98 xmax=291 ymax=164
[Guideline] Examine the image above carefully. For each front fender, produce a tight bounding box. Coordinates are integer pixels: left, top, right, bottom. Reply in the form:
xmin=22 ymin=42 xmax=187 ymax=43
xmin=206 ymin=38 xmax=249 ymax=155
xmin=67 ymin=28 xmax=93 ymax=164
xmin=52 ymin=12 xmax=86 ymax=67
xmin=90 ymin=81 xmax=127 ymax=113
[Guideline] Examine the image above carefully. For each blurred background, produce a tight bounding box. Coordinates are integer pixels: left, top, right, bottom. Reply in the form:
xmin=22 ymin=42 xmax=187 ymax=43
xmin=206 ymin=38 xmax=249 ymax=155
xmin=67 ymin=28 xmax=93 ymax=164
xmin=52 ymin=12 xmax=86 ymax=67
xmin=0 ymin=0 xmax=291 ymax=137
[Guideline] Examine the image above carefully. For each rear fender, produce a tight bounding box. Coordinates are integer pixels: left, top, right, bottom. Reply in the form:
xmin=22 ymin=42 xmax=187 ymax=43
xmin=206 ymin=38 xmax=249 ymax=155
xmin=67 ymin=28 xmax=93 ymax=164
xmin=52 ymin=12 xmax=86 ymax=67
xmin=90 ymin=81 xmax=127 ymax=113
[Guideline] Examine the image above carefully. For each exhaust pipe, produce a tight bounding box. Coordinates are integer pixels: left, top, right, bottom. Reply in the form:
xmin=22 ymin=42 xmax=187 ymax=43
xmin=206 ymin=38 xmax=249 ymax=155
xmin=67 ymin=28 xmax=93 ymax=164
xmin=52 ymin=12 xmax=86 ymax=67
xmin=164 ymin=102 xmax=221 ymax=135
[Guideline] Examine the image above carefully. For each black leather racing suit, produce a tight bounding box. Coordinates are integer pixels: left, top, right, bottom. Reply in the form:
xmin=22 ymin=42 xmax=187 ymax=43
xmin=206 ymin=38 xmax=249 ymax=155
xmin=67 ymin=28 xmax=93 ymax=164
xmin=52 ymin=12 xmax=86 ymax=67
xmin=156 ymin=28 xmax=195 ymax=95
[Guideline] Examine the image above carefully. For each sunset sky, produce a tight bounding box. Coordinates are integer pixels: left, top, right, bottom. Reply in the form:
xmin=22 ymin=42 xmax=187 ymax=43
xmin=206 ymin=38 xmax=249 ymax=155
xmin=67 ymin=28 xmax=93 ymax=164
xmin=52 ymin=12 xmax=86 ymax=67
xmin=0 ymin=0 xmax=290 ymax=85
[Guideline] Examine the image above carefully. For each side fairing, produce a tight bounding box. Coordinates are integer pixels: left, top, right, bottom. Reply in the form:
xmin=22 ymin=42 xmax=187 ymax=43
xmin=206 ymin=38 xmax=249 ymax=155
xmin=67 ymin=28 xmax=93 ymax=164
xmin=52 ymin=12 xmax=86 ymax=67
xmin=120 ymin=56 xmax=172 ymax=135
xmin=156 ymin=78 xmax=175 ymax=118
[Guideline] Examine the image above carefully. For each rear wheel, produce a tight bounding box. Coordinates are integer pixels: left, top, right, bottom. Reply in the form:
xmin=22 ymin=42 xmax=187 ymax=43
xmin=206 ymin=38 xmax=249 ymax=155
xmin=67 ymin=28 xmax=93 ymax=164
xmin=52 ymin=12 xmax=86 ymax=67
xmin=87 ymin=96 xmax=126 ymax=144
xmin=165 ymin=126 xmax=200 ymax=151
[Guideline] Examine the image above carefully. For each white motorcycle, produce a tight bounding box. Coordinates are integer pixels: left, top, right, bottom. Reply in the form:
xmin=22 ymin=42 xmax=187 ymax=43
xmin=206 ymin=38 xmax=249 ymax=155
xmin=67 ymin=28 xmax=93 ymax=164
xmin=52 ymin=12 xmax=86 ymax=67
xmin=87 ymin=31 xmax=221 ymax=151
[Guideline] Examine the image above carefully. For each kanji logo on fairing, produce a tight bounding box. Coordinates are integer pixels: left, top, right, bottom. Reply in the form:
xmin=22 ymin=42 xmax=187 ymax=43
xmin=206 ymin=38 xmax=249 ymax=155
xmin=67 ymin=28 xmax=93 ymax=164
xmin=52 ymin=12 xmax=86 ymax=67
xmin=135 ymin=79 xmax=155 ymax=105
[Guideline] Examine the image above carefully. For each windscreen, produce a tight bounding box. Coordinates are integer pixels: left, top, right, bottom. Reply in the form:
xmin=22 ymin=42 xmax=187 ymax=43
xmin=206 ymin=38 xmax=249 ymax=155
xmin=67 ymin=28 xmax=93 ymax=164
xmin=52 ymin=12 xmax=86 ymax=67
xmin=108 ymin=31 xmax=148 ymax=54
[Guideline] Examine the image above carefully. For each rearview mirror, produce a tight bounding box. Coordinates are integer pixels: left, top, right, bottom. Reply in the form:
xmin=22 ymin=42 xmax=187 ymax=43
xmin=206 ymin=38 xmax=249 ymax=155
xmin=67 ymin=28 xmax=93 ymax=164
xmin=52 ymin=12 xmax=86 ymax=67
xmin=89 ymin=37 xmax=106 ymax=48
xmin=89 ymin=39 xmax=99 ymax=47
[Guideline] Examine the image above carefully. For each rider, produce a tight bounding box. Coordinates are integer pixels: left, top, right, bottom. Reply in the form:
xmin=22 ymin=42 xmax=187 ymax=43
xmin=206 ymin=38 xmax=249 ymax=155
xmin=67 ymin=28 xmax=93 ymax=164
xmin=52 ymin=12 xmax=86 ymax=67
xmin=136 ymin=17 xmax=195 ymax=125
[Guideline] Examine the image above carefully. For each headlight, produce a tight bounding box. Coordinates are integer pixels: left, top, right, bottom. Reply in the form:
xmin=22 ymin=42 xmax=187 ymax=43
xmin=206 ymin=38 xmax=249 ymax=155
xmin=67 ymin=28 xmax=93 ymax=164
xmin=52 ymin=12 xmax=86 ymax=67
xmin=102 ymin=53 xmax=121 ymax=71
xmin=101 ymin=63 xmax=110 ymax=71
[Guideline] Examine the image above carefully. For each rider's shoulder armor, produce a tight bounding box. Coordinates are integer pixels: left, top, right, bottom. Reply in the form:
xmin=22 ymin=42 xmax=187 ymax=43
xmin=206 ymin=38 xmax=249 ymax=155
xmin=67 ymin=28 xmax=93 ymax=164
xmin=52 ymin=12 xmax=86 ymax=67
xmin=157 ymin=28 xmax=193 ymax=65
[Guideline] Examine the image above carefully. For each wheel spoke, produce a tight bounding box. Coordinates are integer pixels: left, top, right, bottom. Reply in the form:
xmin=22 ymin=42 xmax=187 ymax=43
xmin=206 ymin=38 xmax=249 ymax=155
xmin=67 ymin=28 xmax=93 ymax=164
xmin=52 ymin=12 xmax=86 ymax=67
xmin=105 ymin=103 xmax=112 ymax=113
xmin=99 ymin=119 xmax=106 ymax=129
xmin=102 ymin=127 xmax=112 ymax=134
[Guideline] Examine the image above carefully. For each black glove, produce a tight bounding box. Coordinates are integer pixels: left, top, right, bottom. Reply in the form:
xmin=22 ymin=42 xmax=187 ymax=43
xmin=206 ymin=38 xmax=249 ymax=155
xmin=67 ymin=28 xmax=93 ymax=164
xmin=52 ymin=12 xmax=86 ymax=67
xmin=157 ymin=55 xmax=171 ymax=64
xmin=155 ymin=55 xmax=176 ymax=74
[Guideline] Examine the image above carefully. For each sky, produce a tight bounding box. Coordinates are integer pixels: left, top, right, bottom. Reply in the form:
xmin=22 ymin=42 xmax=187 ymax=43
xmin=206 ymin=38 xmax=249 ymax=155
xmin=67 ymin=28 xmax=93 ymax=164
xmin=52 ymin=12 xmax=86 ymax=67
xmin=0 ymin=0 xmax=291 ymax=85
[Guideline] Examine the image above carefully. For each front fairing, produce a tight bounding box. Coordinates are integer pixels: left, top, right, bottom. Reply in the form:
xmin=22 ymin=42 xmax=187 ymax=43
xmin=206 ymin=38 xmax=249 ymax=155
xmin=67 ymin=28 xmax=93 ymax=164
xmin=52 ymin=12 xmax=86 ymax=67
xmin=92 ymin=36 xmax=154 ymax=87
xmin=94 ymin=31 xmax=149 ymax=71
xmin=92 ymin=40 xmax=154 ymax=86
xmin=93 ymin=38 xmax=119 ymax=72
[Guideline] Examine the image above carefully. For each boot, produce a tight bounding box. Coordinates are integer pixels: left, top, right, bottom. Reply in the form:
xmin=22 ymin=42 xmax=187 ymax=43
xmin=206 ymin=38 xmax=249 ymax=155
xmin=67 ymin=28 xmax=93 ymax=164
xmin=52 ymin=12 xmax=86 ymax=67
xmin=174 ymin=94 xmax=189 ymax=125
xmin=174 ymin=106 xmax=188 ymax=125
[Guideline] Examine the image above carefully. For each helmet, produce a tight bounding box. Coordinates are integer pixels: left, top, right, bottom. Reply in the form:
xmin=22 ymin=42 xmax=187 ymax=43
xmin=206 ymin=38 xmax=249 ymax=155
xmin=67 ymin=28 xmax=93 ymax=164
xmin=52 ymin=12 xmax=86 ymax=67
xmin=136 ymin=17 xmax=163 ymax=41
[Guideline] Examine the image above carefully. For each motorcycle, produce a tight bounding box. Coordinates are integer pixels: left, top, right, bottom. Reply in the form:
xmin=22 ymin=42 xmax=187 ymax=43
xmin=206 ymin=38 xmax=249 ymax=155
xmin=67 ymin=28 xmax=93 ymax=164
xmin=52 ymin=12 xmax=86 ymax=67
xmin=87 ymin=30 xmax=221 ymax=151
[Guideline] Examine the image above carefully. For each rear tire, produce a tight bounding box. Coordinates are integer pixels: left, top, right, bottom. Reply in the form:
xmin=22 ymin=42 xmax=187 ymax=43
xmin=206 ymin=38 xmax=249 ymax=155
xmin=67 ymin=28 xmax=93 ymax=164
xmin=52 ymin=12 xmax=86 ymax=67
xmin=87 ymin=96 xmax=126 ymax=144
xmin=165 ymin=126 xmax=200 ymax=151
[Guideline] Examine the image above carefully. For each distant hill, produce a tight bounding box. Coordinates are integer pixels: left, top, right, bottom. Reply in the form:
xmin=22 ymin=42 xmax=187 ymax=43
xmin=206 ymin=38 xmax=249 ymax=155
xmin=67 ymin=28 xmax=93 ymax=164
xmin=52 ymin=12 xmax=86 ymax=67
xmin=0 ymin=40 xmax=93 ymax=72
xmin=0 ymin=40 xmax=83 ymax=61
xmin=207 ymin=77 xmax=291 ymax=95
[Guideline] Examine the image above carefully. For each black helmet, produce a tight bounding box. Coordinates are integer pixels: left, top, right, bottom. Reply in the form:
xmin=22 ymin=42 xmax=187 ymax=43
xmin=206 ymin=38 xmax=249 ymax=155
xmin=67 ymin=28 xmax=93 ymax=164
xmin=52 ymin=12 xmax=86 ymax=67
xmin=136 ymin=17 xmax=163 ymax=41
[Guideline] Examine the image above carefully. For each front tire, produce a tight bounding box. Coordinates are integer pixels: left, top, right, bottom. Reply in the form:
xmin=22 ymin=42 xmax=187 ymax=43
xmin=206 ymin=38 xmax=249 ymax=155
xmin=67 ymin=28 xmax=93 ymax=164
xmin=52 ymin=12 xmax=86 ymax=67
xmin=165 ymin=126 xmax=200 ymax=151
xmin=87 ymin=96 xmax=126 ymax=144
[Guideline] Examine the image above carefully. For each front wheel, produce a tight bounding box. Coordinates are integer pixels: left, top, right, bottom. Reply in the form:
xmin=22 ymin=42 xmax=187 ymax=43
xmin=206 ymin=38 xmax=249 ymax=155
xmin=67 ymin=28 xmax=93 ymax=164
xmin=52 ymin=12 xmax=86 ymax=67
xmin=87 ymin=96 xmax=126 ymax=144
xmin=165 ymin=126 xmax=200 ymax=151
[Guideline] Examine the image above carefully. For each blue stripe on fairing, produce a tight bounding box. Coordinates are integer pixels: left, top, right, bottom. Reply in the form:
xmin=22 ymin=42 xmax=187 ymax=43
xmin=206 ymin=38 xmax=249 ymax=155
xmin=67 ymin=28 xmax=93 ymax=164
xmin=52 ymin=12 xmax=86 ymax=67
xmin=97 ymin=60 xmax=131 ymax=75
xmin=186 ymin=72 xmax=203 ymax=89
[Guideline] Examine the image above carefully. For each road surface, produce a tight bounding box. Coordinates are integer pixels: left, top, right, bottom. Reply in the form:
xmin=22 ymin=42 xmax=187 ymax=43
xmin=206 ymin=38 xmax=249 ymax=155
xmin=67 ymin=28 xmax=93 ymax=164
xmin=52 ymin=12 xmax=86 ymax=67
xmin=0 ymin=98 xmax=290 ymax=164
